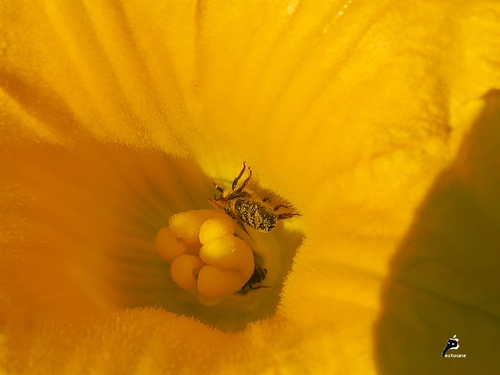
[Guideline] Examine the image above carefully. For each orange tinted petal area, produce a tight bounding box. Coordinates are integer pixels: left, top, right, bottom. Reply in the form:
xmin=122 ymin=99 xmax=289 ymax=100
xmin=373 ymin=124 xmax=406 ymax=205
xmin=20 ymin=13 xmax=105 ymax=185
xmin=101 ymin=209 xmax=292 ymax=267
xmin=1 ymin=0 xmax=500 ymax=374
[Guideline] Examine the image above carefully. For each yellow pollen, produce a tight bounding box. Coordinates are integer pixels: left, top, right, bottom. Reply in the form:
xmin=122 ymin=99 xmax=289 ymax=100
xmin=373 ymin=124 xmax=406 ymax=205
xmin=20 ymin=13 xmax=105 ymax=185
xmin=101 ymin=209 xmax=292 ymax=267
xmin=156 ymin=209 xmax=255 ymax=306
xmin=199 ymin=236 xmax=253 ymax=273
xmin=168 ymin=209 xmax=230 ymax=247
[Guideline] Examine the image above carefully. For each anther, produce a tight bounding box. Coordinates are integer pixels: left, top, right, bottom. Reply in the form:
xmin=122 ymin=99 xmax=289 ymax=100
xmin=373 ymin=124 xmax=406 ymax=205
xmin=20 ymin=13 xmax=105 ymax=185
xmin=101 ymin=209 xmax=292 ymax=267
xmin=155 ymin=227 xmax=188 ymax=264
xmin=156 ymin=209 xmax=257 ymax=306
xmin=170 ymin=255 xmax=205 ymax=291
xmin=168 ymin=210 xmax=230 ymax=246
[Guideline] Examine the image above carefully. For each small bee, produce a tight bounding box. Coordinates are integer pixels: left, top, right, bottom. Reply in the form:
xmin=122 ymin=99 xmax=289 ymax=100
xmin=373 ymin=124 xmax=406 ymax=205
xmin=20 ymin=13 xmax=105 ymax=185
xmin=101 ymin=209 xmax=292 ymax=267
xmin=241 ymin=266 xmax=270 ymax=294
xmin=208 ymin=162 xmax=300 ymax=235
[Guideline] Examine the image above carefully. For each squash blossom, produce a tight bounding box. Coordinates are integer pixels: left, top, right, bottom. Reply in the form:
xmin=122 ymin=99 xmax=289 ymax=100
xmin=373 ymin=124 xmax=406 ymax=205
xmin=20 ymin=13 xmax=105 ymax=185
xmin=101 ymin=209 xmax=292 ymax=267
xmin=1 ymin=1 xmax=499 ymax=374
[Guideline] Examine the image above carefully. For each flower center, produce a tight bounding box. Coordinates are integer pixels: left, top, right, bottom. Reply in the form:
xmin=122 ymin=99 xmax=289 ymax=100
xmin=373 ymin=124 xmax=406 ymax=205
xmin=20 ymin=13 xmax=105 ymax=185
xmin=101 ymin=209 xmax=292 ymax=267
xmin=4 ymin=140 xmax=303 ymax=332
xmin=156 ymin=210 xmax=255 ymax=306
xmin=153 ymin=161 xmax=303 ymax=330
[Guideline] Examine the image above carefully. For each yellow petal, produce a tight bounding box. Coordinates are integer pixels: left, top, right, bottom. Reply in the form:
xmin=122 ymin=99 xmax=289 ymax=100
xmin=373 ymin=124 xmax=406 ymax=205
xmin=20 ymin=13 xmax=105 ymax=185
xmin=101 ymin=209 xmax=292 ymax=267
xmin=1 ymin=0 xmax=500 ymax=374
xmin=377 ymin=91 xmax=500 ymax=372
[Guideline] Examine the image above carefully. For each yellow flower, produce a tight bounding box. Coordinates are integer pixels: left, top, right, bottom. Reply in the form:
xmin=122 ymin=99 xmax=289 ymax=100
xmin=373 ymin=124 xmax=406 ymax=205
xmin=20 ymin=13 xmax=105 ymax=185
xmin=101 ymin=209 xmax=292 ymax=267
xmin=1 ymin=1 xmax=500 ymax=374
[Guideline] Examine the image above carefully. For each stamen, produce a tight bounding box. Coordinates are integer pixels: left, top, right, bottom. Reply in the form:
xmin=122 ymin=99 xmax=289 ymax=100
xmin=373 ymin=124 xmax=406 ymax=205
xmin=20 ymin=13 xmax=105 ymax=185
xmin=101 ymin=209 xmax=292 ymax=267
xmin=168 ymin=209 xmax=229 ymax=246
xmin=156 ymin=209 xmax=256 ymax=306
xmin=155 ymin=227 xmax=188 ymax=264
xmin=199 ymin=216 xmax=235 ymax=244
xmin=199 ymin=236 xmax=253 ymax=274
xmin=197 ymin=266 xmax=248 ymax=298
xmin=170 ymin=255 xmax=204 ymax=290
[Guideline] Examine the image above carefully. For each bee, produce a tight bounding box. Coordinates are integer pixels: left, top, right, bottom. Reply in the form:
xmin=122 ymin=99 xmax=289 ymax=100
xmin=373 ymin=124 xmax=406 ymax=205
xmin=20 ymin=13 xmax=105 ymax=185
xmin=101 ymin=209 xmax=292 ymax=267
xmin=208 ymin=162 xmax=300 ymax=235
xmin=241 ymin=266 xmax=270 ymax=294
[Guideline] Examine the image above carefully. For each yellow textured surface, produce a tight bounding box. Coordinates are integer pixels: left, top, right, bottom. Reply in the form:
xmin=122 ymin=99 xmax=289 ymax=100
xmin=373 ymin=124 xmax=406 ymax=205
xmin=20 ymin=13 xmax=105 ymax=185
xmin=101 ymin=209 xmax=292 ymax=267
xmin=1 ymin=0 xmax=500 ymax=374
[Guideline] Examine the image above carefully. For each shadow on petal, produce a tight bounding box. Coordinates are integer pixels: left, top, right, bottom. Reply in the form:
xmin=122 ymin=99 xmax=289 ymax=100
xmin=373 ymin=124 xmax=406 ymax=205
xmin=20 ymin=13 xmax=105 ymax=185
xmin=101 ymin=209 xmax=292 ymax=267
xmin=375 ymin=91 xmax=500 ymax=374
xmin=1 ymin=141 xmax=303 ymax=332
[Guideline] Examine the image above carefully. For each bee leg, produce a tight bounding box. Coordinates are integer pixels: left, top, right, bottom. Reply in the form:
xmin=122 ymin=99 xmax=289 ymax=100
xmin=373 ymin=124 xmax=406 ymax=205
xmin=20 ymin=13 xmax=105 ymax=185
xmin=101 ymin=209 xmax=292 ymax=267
xmin=241 ymin=284 xmax=271 ymax=294
xmin=207 ymin=198 xmax=231 ymax=214
xmin=249 ymin=285 xmax=271 ymax=290
xmin=263 ymin=199 xmax=292 ymax=212
xmin=211 ymin=179 xmax=225 ymax=194
xmin=273 ymin=204 xmax=290 ymax=211
xmin=232 ymin=162 xmax=247 ymax=191
xmin=276 ymin=212 xmax=301 ymax=220
xmin=234 ymin=165 xmax=252 ymax=193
